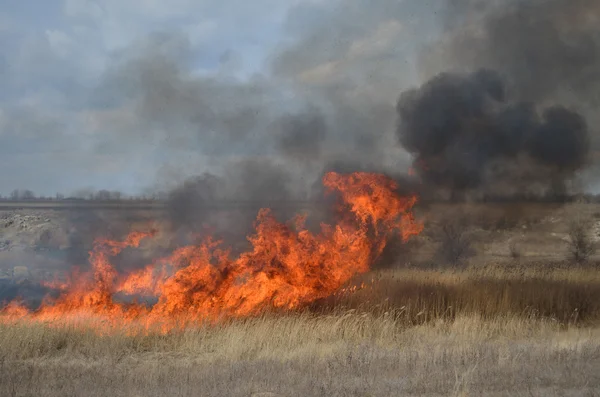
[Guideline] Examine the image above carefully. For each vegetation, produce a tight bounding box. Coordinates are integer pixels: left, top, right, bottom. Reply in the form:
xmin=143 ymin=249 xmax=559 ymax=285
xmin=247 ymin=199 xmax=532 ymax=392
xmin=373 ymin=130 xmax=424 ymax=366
xmin=2 ymin=264 xmax=600 ymax=396
xmin=567 ymin=210 xmax=596 ymax=263
xmin=434 ymin=214 xmax=474 ymax=265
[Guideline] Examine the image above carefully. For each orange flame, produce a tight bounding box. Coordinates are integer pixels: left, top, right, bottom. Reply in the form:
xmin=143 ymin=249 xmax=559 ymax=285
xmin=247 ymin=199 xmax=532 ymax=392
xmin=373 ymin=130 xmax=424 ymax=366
xmin=1 ymin=172 xmax=422 ymax=333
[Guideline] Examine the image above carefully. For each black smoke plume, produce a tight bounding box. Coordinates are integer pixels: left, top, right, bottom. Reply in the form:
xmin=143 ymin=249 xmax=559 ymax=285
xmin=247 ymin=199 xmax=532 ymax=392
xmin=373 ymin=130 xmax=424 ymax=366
xmin=431 ymin=0 xmax=600 ymax=106
xmin=396 ymin=69 xmax=589 ymax=198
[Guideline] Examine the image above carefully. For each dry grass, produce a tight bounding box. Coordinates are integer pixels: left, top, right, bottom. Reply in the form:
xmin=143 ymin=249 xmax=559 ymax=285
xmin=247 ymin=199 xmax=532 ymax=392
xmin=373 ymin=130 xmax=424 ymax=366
xmin=2 ymin=265 xmax=600 ymax=396
xmin=321 ymin=264 xmax=600 ymax=326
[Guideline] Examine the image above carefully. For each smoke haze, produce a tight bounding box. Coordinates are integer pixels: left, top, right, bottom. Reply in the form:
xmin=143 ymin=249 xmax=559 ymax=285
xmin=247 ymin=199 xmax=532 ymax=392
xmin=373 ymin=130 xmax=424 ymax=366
xmin=1 ymin=0 xmax=599 ymax=202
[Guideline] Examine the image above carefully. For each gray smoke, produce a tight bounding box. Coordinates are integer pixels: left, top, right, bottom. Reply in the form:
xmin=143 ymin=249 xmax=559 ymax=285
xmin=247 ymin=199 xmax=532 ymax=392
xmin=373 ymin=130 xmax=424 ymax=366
xmin=65 ymin=0 xmax=600 ymax=242
xmin=424 ymin=0 xmax=600 ymax=105
xmin=396 ymin=69 xmax=589 ymax=196
xmin=154 ymin=0 xmax=600 ymax=225
xmin=3 ymin=0 xmax=599 ymax=200
xmin=164 ymin=159 xmax=306 ymax=247
xmin=397 ymin=0 xmax=599 ymax=197
xmin=0 ymin=279 xmax=53 ymax=309
xmin=23 ymin=0 xmax=598 ymax=244
xmin=276 ymin=108 xmax=327 ymax=161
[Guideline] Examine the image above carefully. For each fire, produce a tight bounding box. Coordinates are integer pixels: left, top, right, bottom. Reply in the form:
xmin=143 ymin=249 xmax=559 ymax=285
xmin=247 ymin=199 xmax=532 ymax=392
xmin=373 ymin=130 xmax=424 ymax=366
xmin=1 ymin=172 xmax=422 ymax=333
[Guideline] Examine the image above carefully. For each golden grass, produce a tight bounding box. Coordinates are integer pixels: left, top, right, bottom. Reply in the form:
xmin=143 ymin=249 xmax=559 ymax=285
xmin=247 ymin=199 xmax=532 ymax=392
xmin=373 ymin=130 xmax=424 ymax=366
xmin=2 ymin=264 xmax=600 ymax=396
xmin=320 ymin=264 xmax=600 ymax=326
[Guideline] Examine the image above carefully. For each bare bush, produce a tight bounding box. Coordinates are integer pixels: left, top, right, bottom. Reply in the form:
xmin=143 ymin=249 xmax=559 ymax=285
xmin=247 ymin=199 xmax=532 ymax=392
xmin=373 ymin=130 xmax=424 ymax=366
xmin=568 ymin=217 xmax=595 ymax=263
xmin=435 ymin=215 xmax=474 ymax=265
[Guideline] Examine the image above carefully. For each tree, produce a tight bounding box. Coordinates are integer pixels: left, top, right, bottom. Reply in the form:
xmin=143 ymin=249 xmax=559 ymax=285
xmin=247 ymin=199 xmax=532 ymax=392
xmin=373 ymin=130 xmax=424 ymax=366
xmin=9 ymin=189 xmax=36 ymax=200
xmin=95 ymin=190 xmax=112 ymax=200
xmin=22 ymin=190 xmax=36 ymax=200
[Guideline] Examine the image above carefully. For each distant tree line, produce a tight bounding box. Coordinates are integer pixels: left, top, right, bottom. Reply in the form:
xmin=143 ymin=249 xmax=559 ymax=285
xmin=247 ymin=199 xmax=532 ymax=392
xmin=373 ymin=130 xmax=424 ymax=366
xmin=3 ymin=188 xmax=600 ymax=204
xmin=0 ymin=189 xmax=166 ymax=201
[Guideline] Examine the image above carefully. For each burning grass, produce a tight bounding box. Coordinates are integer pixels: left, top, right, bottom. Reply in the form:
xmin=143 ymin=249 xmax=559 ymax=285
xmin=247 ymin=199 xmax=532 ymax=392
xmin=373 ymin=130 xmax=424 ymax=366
xmin=1 ymin=172 xmax=423 ymax=334
xmin=2 ymin=171 xmax=600 ymax=394
xmin=2 ymin=265 xmax=600 ymax=396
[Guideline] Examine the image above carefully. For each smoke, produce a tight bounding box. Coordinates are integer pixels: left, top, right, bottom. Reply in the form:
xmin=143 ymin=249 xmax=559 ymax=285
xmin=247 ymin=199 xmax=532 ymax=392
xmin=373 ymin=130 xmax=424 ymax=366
xmin=163 ymin=159 xmax=307 ymax=248
xmin=102 ymin=20 xmax=413 ymax=236
xmin=276 ymin=107 xmax=327 ymax=161
xmin=166 ymin=173 xmax=221 ymax=231
xmin=149 ymin=0 xmax=599 ymax=236
xmin=396 ymin=69 xmax=590 ymax=196
xmin=6 ymin=0 xmax=600 ymax=261
xmin=0 ymin=280 xmax=53 ymax=309
xmin=424 ymin=0 xmax=600 ymax=105
xmin=1 ymin=0 xmax=598 ymax=200
xmin=390 ymin=0 xmax=599 ymax=197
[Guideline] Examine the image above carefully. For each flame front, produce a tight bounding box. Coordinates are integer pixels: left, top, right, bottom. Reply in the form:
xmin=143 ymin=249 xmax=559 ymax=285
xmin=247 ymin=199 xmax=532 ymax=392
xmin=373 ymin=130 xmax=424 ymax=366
xmin=1 ymin=172 xmax=423 ymax=333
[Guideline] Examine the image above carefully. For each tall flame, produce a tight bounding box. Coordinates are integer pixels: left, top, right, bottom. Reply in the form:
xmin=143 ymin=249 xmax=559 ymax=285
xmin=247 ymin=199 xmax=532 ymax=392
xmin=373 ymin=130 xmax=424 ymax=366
xmin=1 ymin=172 xmax=422 ymax=333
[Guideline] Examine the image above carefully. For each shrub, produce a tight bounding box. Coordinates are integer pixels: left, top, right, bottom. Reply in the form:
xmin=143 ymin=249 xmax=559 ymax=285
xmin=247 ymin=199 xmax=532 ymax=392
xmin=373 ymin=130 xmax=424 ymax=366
xmin=567 ymin=217 xmax=595 ymax=263
xmin=435 ymin=215 xmax=474 ymax=266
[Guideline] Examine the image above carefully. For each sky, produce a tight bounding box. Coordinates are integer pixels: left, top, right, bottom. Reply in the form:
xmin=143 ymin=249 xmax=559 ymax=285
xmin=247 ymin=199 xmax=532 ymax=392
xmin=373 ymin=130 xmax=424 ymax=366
xmin=0 ymin=0 xmax=444 ymax=196
xmin=0 ymin=0 xmax=418 ymax=195
xmin=2 ymin=0 xmax=597 ymax=197
xmin=0 ymin=0 xmax=292 ymax=194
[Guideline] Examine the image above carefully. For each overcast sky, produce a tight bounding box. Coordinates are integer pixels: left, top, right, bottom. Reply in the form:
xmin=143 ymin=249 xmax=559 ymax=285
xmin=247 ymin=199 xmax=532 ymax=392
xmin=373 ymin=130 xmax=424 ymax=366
xmin=4 ymin=0 xmax=596 ymax=197
xmin=0 ymin=0 xmax=446 ymax=196
xmin=0 ymin=1 xmax=281 ymax=194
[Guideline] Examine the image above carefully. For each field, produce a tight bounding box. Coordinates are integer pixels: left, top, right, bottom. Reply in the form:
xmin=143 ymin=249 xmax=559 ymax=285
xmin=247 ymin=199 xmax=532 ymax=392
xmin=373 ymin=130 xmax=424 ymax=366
xmin=1 ymin=203 xmax=600 ymax=396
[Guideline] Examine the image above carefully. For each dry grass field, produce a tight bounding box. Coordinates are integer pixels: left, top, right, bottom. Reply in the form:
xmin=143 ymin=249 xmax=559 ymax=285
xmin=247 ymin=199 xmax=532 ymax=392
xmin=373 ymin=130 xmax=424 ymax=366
xmin=2 ymin=202 xmax=600 ymax=395
xmin=2 ymin=264 xmax=600 ymax=396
